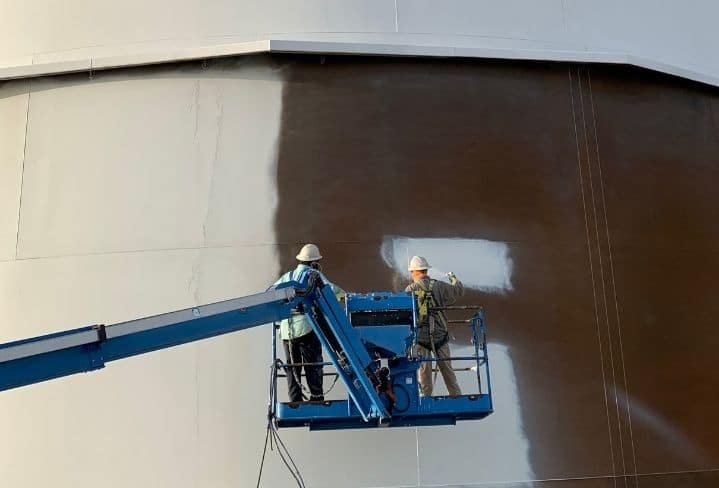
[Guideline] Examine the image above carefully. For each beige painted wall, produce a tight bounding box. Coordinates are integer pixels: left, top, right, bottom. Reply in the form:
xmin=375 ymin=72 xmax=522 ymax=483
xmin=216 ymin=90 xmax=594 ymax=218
xmin=0 ymin=58 xmax=293 ymax=487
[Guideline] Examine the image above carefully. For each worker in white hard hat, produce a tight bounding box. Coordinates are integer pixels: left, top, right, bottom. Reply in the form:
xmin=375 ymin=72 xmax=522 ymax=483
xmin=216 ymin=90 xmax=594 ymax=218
xmin=272 ymin=243 xmax=345 ymax=402
xmin=405 ymin=255 xmax=464 ymax=397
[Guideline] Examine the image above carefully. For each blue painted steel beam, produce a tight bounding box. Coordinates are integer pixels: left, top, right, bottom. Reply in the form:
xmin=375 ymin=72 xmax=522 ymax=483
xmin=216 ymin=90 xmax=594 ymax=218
xmin=0 ymin=288 xmax=297 ymax=392
xmin=306 ymin=282 xmax=389 ymax=421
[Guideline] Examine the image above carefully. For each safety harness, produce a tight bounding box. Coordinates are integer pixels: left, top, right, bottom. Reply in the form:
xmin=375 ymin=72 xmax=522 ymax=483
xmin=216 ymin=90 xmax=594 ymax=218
xmin=415 ymin=279 xmax=449 ymax=350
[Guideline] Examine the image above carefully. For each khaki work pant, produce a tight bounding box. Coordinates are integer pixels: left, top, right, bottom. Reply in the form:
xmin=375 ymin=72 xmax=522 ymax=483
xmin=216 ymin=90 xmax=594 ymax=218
xmin=416 ymin=343 xmax=462 ymax=397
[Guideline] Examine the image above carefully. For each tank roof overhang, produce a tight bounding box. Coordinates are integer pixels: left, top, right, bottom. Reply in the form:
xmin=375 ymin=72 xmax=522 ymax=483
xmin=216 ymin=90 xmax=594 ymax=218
xmin=1 ymin=37 xmax=717 ymax=88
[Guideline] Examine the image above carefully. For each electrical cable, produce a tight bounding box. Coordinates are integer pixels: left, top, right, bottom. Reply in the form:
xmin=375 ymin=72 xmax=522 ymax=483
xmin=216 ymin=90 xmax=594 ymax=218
xmin=256 ymin=360 xmax=306 ymax=488
xmin=255 ymin=423 xmax=271 ymax=488
xmin=256 ymin=359 xmax=277 ymax=488
xmin=269 ymin=422 xmax=305 ymax=487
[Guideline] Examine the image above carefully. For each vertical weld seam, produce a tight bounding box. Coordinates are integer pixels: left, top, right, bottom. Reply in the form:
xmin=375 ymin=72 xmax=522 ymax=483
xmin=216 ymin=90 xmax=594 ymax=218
xmin=569 ymin=66 xmax=617 ymax=484
xmin=415 ymin=427 xmax=420 ymax=486
xmin=394 ymin=0 xmax=400 ymax=32
xmin=579 ymin=66 xmax=626 ymax=483
xmin=15 ymin=81 xmax=32 ymax=260
xmin=588 ymin=70 xmax=640 ymax=488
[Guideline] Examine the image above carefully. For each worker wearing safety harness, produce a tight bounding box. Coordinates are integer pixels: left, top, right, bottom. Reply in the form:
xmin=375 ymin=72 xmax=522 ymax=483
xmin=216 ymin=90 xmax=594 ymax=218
xmin=405 ymin=256 xmax=464 ymax=397
xmin=273 ymin=244 xmax=345 ymax=402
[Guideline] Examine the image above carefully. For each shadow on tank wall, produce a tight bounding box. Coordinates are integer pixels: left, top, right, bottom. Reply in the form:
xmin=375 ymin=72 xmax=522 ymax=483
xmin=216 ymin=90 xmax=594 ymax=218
xmin=272 ymin=54 xmax=719 ymax=486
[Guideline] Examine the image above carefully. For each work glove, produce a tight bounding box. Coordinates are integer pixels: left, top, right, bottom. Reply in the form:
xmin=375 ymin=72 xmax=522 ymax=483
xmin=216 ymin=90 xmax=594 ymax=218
xmin=446 ymin=272 xmax=458 ymax=285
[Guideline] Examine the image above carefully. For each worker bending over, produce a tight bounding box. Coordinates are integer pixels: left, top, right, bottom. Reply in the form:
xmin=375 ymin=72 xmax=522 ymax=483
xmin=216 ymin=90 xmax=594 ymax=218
xmin=273 ymin=243 xmax=345 ymax=402
xmin=405 ymin=256 xmax=464 ymax=397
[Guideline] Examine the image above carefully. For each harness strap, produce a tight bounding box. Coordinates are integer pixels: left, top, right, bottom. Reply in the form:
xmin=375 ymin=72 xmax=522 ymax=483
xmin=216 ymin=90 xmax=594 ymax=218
xmin=416 ymin=279 xmax=444 ymax=387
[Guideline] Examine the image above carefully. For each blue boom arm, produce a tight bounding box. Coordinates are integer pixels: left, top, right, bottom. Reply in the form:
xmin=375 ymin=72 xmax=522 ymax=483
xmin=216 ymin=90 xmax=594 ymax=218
xmin=0 ymin=287 xmax=296 ymax=392
xmin=0 ymin=273 xmax=388 ymax=421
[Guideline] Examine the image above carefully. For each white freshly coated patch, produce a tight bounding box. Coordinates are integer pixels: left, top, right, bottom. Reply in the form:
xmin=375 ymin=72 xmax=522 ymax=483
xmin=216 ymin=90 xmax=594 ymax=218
xmin=381 ymin=236 xmax=514 ymax=293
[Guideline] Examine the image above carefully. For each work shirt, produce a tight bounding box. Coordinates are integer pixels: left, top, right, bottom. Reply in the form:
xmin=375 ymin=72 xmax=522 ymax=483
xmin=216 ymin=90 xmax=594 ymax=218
xmin=405 ymin=276 xmax=464 ymax=348
xmin=273 ymin=264 xmax=345 ymax=341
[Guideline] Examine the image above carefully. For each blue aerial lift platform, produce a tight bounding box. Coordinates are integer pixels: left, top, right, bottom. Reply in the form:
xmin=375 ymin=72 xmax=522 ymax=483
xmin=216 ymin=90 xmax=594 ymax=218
xmin=0 ymin=271 xmax=493 ymax=430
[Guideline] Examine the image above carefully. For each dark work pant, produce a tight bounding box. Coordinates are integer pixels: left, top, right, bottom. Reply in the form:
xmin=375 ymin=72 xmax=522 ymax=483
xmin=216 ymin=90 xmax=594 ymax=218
xmin=282 ymin=331 xmax=324 ymax=402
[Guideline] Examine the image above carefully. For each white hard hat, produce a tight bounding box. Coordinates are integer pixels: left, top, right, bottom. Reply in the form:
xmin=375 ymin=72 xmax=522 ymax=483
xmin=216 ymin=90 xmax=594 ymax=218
xmin=408 ymin=255 xmax=431 ymax=271
xmin=296 ymin=243 xmax=323 ymax=262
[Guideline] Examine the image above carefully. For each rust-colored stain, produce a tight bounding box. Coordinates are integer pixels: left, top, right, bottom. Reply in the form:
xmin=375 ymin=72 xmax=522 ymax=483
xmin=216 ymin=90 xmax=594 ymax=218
xmin=273 ymin=55 xmax=719 ymax=486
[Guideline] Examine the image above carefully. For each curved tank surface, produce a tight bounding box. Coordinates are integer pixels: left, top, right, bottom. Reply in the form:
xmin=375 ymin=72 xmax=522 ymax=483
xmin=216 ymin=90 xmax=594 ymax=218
xmin=3 ymin=1 xmax=719 ymax=88
xmin=1 ymin=54 xmax=718 ymax=487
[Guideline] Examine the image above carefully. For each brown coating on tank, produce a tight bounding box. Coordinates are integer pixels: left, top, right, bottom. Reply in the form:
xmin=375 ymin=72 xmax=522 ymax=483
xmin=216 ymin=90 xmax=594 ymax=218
xmin=272 ymin=55 xmax=719 ymax=485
